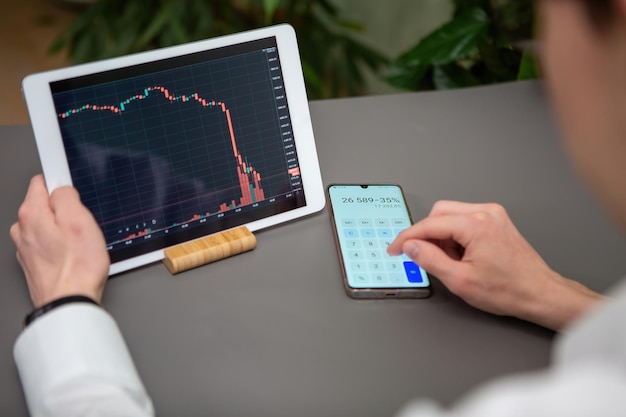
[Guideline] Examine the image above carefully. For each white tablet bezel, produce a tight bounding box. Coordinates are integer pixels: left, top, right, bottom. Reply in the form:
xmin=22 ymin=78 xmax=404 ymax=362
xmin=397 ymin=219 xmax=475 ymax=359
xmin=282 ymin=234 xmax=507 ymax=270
xmin=22 ymin=24 xmax=325 ymax=275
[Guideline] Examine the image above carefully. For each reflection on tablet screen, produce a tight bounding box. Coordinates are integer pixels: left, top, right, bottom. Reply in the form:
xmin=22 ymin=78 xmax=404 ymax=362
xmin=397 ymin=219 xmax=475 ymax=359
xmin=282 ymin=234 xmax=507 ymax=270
xmin=50 ymin=37 xmax=305 ymax=264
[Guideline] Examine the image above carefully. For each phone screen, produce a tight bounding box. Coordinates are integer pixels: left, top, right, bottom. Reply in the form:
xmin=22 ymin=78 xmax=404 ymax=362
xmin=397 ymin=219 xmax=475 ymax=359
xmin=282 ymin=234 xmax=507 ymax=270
xmin=327 ymin=184 xmax=430 ymax=298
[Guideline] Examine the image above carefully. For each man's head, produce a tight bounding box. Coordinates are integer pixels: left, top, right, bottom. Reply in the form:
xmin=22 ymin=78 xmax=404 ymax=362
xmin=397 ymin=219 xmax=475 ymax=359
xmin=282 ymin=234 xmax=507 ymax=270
xmin=538 ymin=0 xmax=626 ymax=230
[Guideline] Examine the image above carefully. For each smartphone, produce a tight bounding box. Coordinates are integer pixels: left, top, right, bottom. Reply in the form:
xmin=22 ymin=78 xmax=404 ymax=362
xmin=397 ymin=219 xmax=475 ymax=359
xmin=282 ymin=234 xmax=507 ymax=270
xmin=327 ymin=184 xmax=431 ymax=299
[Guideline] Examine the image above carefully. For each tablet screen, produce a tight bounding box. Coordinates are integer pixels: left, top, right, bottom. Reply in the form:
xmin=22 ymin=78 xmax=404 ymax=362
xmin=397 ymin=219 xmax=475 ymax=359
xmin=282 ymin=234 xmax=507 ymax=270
xmin=49 ymin=37 xmax=306 ymax=264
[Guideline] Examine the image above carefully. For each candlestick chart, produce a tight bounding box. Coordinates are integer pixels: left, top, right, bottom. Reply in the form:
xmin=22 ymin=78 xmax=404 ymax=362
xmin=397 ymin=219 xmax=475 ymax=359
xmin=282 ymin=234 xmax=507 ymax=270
xmin=59 ymin=85 xmax=267 ymax=212
xmin=51 ymin=44 xmax=304 ymax=259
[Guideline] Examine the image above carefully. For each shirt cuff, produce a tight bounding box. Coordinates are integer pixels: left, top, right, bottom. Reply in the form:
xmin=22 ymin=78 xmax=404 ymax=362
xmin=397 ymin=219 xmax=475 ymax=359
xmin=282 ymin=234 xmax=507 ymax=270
xmin=13 ymin=303 xmax=151 ymax=415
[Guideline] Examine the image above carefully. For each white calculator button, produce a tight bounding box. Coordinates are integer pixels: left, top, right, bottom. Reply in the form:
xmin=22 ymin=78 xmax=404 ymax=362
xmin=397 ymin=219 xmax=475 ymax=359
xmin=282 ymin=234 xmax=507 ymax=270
xmin=348 ymin=250 xmax=363 ymax=260
xmin=345 ymin=239 xmax=361 ymax=249
xmin=372 ymin=273 xmax=388 ymax=284
xmin=380 ymin=239 xmax=393 ymax=248
xmin=375 ymin=218 xmax=389 ymax=227
xmin=366 ymin=251 xmax=383 ymax=260
xmin=358 ymin=218 xmax=373 ymax=227
xmin=352 ymin=273 xmax=369 ymax=285
xmin=391 ymin=218 xmax=408 ymax=227
xmin=342 ymin=218 xmax=356 ymax=227
xmin=363 ymin=239 xmax=378 ymax=248
xmin=386 ymin=261 xmax=401 ymax=270
xmin=350 ymin=261 xmax=366 ymax=271
xmin=389 ymin=273 xmax=404 ymax=284
xmin=368 ymin=261 xmax=383 ymax=271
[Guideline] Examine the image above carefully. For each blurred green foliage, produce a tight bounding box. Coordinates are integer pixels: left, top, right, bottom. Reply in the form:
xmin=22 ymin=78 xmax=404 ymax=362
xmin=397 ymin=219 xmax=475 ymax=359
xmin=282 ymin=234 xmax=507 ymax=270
xmin=49 ymin=0 xmax=388 ymax=99
xmin=51 ymin=1 xmax=539 ymax=97
xmin=385 ymin=0 xmax=539 ymax=91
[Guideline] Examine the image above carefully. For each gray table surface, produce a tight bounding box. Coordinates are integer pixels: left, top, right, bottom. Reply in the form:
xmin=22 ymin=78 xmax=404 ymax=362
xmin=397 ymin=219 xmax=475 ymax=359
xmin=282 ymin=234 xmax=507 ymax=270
xmin=2 ymin=81 xmax=626 ymax=417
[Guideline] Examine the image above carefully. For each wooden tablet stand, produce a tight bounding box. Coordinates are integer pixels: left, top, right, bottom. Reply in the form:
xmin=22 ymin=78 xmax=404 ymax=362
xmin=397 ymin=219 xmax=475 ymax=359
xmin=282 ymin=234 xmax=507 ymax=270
xmin=162 ymin=226 xmax=257 ymax=274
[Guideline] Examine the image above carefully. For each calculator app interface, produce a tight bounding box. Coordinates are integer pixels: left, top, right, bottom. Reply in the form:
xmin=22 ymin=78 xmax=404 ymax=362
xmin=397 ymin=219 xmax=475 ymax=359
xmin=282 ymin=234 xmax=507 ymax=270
xmin=328 ymin=185 xmax=430 ymax=289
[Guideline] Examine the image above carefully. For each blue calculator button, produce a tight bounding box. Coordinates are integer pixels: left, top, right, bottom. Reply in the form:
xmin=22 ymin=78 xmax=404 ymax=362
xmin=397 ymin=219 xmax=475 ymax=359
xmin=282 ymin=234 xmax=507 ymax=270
xmin=403 ymin=261 xmax=423 ymax=283
xmin=343 ymin=229 xmax=359 ymax=238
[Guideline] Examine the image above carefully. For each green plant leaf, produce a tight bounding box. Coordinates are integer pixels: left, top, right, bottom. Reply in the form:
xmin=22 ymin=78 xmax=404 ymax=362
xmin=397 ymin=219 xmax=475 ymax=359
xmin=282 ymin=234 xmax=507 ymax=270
xmin=334 ymin=18 xmax=365 ymax=33
xmin=478 ymin=42 xmax=521 ymax=81
xmin=432 ymin=63 xmax=481 ymax=90
xmin=72 ymin=29 xmax=98 ymax=63
xmin=452 ymin=0 xmax=490 ymax=16
xmin=301 ymin=60 xmax=323 ymax=91
xmin=385 ymin=7 xmax=489 ymax=90
xmin=397 ymin=7 xmax=489 ymax=68
xmin=135 ymin=2 xmax=174 ymax=50
xmin=263 ymin=0 xmax=281 ymax=24
xmin=517 ymin=49 xmax=540 ymax=80
xmin=385 ymin=63 xmax=429 ymax=91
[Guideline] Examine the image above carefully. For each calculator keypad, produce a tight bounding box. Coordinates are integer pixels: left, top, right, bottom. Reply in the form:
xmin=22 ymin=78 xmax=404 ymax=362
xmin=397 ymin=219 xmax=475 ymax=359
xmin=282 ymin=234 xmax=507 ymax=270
xmin=338 ymin=217 xmax=426 ymax=287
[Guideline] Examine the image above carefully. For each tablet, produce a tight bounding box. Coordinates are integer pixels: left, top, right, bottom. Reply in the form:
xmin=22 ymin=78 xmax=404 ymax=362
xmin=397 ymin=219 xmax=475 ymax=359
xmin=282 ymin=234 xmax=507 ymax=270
xmin=22 ymin=24 xmax=325 ymax=275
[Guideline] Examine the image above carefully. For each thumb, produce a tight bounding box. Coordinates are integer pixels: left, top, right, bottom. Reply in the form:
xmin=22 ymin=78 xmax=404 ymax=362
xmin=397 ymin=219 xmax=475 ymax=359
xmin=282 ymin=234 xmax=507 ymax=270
xmin=402 ymin=239 xmax=461 ymax=282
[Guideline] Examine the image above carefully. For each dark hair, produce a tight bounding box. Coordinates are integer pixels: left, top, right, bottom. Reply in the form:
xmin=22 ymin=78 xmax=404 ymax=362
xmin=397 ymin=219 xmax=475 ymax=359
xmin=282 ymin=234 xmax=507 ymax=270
xmin=580 ymin=0 xmax=613 ymax=27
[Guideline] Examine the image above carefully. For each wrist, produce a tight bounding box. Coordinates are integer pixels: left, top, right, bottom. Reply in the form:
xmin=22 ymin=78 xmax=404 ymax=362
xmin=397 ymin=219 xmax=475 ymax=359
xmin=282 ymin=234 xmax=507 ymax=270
xmin=31 ymin=282 xmax=105 ymax=308
xmin=526 ymin=273 xmax=605 ymax=331
xmin=25 ymin=295 xmax=100 ymax=327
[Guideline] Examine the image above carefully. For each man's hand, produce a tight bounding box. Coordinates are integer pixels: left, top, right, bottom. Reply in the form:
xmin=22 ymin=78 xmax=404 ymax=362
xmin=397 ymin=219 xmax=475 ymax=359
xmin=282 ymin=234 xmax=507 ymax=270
xmin=388 ymin=201 xmax=604 ymax=331
xmin=10 ymin=175 xmax=110 ymax=307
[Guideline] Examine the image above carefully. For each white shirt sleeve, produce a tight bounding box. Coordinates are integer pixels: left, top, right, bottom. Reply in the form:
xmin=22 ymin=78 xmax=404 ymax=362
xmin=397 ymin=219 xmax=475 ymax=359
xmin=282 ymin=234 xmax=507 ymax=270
xmin=396 ymin=280 xmax=626 ymax=417
xmin=13 ymin=303 xmax=154 ymax=417
xmin=396 ymin=359 xmax=626 ymax=417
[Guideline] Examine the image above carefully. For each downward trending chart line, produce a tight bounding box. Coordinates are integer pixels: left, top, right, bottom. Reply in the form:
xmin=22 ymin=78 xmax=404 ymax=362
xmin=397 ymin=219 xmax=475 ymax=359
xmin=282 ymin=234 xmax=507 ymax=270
xmin=59 ymin=85 xmax=266 ymax=216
